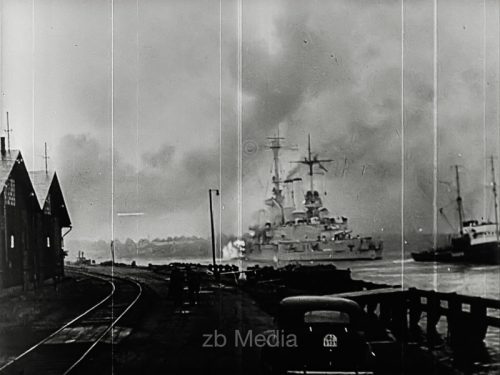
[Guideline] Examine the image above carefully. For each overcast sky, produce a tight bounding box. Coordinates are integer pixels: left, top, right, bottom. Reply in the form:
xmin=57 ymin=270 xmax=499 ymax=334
xmin=1 ymin=0 xmax=500 ymax=241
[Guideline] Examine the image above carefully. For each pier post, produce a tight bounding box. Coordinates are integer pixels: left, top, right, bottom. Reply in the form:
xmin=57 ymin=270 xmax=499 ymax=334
xmin=366 ymin=300 xmax=377 ymax=317
xmin=425 ymin=291 xmax=441 ymax=348
xmin=408 ymin=288 xmax=422 ymax=339
xmin=448 ymin=296 xmax=488 ymax=364
xmin=391 ymin=292 xmax=408 ymax=340
xmin=379 ymin=299 xmax=392 ymax=325
xmin=470 ymin=298 xmax=488 ymax=344
xmin=447 ymin=292 xmax=462 ymax=349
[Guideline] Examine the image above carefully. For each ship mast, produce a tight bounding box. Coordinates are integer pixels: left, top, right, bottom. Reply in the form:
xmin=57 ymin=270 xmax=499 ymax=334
xmin=292 ymin=134 xmax=333 ymax=192
xmin=454 ymin=165 xmax=464 ymax=234
xmin=266 ymin=131 xmax=285 ymax=205
xmin=490 ymin=156 xmax=499 ymax=242
xmin=307 ymin=135 xmax=314 ymax=192
xmin=266 ymin=129 xmax=296 ymax=224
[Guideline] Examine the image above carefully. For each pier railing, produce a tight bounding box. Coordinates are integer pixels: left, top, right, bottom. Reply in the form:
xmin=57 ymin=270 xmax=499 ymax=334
xmin=334 ymin=287 xmax=500 ymax=350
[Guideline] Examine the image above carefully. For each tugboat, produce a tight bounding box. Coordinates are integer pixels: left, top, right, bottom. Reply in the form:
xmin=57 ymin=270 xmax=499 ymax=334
xmin=412 ymin=158 xmax=500 ymax=264
xmin=243 ymin=134 xmax=383 ymax=263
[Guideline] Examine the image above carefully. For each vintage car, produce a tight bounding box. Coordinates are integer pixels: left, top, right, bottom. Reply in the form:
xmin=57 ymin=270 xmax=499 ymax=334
xmin=261 ymin=296 xmax=376 ymax=375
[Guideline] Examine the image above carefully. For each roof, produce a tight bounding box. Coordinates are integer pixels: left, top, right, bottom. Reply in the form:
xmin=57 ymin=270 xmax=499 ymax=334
xmin=0 ymin=150 xmax=21 ymax=192
xmin=31 ymin=170 xmax=71 ymax=227
xmin=29 ymin=170 xmax=54 ymax=208
xmin=0 ymin=153 xmax=70 ymax=226
xmin=277 ymin=296 xmax=364 ymax=328
xmin=280 ymin=296 xmax=362 ymax=319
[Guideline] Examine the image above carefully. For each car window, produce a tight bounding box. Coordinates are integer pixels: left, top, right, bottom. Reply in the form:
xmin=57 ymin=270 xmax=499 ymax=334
xmin=304 ymin=310 xmax=350 ymax=324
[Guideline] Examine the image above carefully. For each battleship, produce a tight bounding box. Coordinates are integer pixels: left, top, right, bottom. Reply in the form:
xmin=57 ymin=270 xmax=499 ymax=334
xmin=412 ymin=158 xmax=500 ymax=264
xmin=242 ymin=134 xmax=383 ymax=263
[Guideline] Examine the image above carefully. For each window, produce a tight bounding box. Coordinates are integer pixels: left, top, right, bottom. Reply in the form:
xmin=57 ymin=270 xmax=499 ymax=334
xmin=5 ymin=179 xmax=15 ymax=206
xmin=44 ymin=194 xmax=51 ymax=215
xmin=10 ymin=235 xmax=14 ymax=248
xmin=304 ymin=310 xmax=350 ymax=324
xmin=46 ymin=237 xmax=51 ymax=247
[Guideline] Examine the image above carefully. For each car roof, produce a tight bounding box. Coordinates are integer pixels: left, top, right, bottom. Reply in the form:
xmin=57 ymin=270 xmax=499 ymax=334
xmin=279 ymin=296 xmax=362 ymax=323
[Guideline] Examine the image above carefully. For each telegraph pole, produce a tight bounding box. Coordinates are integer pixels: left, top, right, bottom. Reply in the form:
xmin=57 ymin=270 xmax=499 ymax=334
xmin=209 ymin=188 xmax=219 ymax=282
xmin=110 ymin=240 xmax=115 ymax=265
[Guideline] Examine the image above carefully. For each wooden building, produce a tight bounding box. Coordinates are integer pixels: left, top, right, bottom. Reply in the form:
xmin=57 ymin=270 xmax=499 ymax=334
xmin=30 ymin=170 xmax=71 ymax=281
xmin=0 ymin=139 xmax=39 ymax=289
xmin=0 ymin=137 xmax=71 ymax=290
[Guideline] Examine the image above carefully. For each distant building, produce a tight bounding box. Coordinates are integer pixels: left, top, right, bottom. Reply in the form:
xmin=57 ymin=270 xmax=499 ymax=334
xmin=0 ymin=137 xmax=71 ymax=290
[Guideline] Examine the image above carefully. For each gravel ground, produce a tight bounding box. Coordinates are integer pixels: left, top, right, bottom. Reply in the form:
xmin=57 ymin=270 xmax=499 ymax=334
xmin=73 ymin=265 xmax=275 ymax=375
xmin=0 ymin=271 xmax=110 ymax=367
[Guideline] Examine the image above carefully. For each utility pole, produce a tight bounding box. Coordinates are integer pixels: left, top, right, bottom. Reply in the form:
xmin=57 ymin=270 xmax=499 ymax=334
xmin=110 ymin=240 xmax=115 ymax=265
xmin=209 ymin=188 xmax=219 ymax=282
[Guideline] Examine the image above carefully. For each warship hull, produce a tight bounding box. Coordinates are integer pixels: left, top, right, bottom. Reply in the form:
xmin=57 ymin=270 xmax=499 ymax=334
xmin=246 ymin=239 xmax=383 ymax=263
xmin=245 ymin=134 xmax=384 ymax=264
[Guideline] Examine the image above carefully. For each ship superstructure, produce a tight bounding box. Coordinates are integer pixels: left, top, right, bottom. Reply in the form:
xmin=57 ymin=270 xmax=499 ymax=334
xmin=451 ymin=158 xmax=500 ymax=263
xmin=244 ymin=134 xmax=383 ymax=263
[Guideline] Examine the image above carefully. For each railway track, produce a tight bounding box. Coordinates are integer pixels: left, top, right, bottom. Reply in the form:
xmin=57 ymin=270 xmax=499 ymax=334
xmin=0 ymin=269 xmax=143 ymax=375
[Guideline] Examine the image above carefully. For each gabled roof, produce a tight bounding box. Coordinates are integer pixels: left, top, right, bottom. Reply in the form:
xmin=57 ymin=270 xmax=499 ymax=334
xmin=0 ymin=150 xmax=21 ymax=192
xmin=29 ymin=169 xmax=71 ymax=227
xmin=29 ymin=170 xmax=54 ymax=209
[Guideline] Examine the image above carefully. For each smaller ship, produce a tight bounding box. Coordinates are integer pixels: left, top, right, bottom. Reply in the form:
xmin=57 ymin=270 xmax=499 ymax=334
xmin=412 ymin=159 xmax=500 ymax=264
xmin=74 ymin=251 xmax=93 ymax=266
xmin=243 ymin=134 xmax=383 ymax=263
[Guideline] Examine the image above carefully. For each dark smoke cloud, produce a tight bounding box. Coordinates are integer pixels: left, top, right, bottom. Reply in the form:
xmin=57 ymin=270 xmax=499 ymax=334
xmin=6 ymin=0 xmax=497 ymax=240
xmin=57 ymin=134 xmax=222 ymax=239
xmin=142 ymin=144 xmax=176 ymax=169
xmin=238 ymin=0 xmax=499 ymax=235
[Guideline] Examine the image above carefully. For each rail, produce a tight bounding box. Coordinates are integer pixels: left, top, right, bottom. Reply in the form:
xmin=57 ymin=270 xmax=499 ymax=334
xmin=0 ymin=268 xmax=143 ymax=374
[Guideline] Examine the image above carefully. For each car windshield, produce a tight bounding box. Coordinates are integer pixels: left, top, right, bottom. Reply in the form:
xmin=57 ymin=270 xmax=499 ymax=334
xmin=304 ymin=310 xmax=350 ymax=324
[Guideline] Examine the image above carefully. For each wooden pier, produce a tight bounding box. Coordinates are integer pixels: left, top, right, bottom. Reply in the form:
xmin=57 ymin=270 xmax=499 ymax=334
xmin=334 ymin=287 xmax=500 ymax=353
